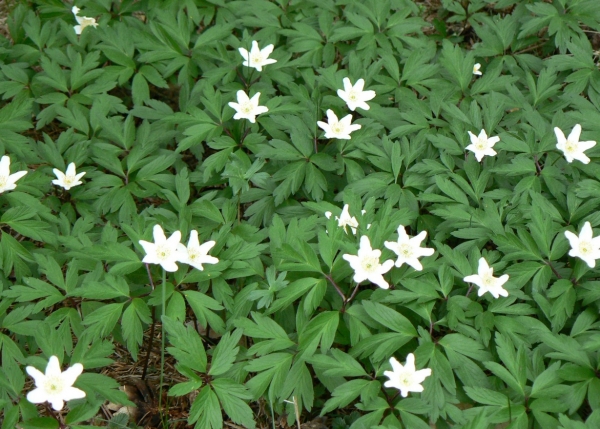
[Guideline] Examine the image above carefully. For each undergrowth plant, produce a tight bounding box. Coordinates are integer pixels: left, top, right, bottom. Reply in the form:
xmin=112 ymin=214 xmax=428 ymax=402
xmin=1 ymin=0 xmax=600 ymax=428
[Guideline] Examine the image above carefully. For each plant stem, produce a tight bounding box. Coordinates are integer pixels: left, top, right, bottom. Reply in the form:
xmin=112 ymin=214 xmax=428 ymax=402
xmin=159 ymin=269 xmax=166 ymax=413
xmin=141 ymin=263 xmax=156 ymax=380
xmin=323 ymin=273 xmax=345 ymax=302
xmin=344 ymin=282 xmax=361 ymax=308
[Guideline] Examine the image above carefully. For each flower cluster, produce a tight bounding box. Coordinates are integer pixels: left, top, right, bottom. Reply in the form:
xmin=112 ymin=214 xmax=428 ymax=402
xmin=0 ymin=156 xmax=88 ymax=194
xmin=317 ymin=77 xmax=375 ymax=140
xmin=341 ymin=225 xmax=434 ymax=290
xmin=139 ymin=225 xmax=219 ymax=272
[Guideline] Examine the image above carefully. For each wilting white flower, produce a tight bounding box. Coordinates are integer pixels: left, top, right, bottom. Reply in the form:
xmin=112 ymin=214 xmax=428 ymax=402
xmin=317 ymin=109 xmax=361 ymax=140
xmin=238 ymin=40 xmax=277 ymax=71
xmin=337 ymin=77 xmax=376 ymax=111
xmin=179 ymin=230 xmax=219 ymax=271
xmin=52 ymin=162 xmax=86 ymax=190
xmin=555 ymin=124 xmax=596 ymax=164
xmin=564 ymin=221 xmax=600 ymax=268
xmin=26 ymin=356 xmax=86 ymax=411
xmin=466 ymin=129 xmax=500 ymax=162
xmin=384 ymin=226 xmax=434 ymax=271
xmin=342 ymin=235 xmax=394 ymax=289
xmin=384 ymin=354 xmax=432 ymax=398
xmin=473 ymin=63 xmax=482 ymax=75
xmin=325 ymin=204 xmax=366 ymax=234
xmin=463 ymin=257 xmax=509 ymax=299
xmin=228 ymin=90 xmax=268 ymax=123
xmin=0 ymin=155 xmax=27 ymax=194
xmin=139 ymin=225 xmax=186 ymax=272
xmin=72 ymin=6 xmax=98 ymax=35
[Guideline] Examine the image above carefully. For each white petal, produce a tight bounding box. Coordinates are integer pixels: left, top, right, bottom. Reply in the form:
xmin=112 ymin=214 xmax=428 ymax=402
xmin=27 ymin=388 xmax=49 ymax=404
xmin=45 ymin=356 xmax=62 ymax=378
xmin=61 ymin=363 xmax=84 ymax=386
xmin=152 ymin=225 xmax=167 ymax=244
xmin=568 ymin=124 xmax=582 ymax=143
xmin=0 ymin=156 xmax=10 ymax=176
xmin=554 ymin=127 xmax=566 ymax=145
xmin=580 ymin=222 xmax=594 ymax=241
xmin=236 ymin=90 xmax=250 ymax=104
xmin=26 ymin=366 xmax=46 ymax=386
xmin=66 ymin=163 xmax=77 ymax=176
xmin=160 ymin=260 xmax=179 ymax=272
xmin=60 ymin=386 xmax=86 ymax=401
xmin=404 ymin=353 xmax=416 ymax=372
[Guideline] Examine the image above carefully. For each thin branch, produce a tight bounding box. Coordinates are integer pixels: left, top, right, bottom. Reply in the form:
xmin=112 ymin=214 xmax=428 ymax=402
xmin=323 ymin=273 xmax=346 ymax=302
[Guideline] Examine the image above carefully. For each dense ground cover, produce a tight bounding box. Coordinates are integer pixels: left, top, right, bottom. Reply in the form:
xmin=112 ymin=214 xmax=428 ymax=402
xmin=1 ymin=0 xmax=600 ymax=428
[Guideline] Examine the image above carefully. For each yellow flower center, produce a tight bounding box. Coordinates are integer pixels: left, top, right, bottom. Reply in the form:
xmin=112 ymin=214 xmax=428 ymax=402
xmin=44 ymin=376 xmax=64 ymax=394
xmin=251 ymin=54 xmax=263 ymax=65
xmin=241 ymin=102 xmax=254 ymax=114
xmin=348 ymin=91 xmax=357 ymax=101
xmin=475 ymin=141 xmax=486 ymax=150
xmin=188 ymin=248 xmax=199 ymax=262
xmin=0 ymin=175 xmax=7 ymax=189
xmin=156 ymin=245 xmax=171 ymax=261
xmin=64 ymin=175 xmax=74 ymax=186
xmin=331 ymin=123 xmax=343 ymax=134
xmin=361 ymin=256 xmax=378 ymax=273
xmin=579 ymin=241 xmax=592 ymax=255
xmin=399 ymin=244 xmax=413 ymax=258
xmin=565 ymin=141 xmax=577 ymax=154
xmin=482 ymin=275 xmax=494 ymax=286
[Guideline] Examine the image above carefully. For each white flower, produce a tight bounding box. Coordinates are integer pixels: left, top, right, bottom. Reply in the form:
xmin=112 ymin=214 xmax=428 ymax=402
xmin=72 ymin=5 xmax=98 ymax=35
xmin=0 ymin=155 xmax=27 ymax=194
xmin=473 ymin=63 xmax=482 ymax=75
xmin=564 ymin=221 xmax=600 ymax=268
xmin=463 ymin=257 xmax=509 ymax=299
xmin=466 ymin=129 xmax=500 ymax=162
xmin=384 ymin=353 xmax=432 ymax=398
xmin=337 ymin=77 xmax=376 ymax=111
xmin=238 ymin=40 xmax=277 ymax=71
xmin=384 ymin=226 xmax=435 ymax=271
xmin=228 ymin=90 xmax=268 ymax=123
xmin=52 ymin=162 xmax=86 ymax=190
xmin=342 ymin=235 xmax=394 ymax=289
xmin=26 ymin=356 xmax=86 ymax=411
xmin=317 ymin=109 xmax=361 ymax=140
xmin=179 ymin=230 xmax=219 ymax=271
xmin=139 ymin=225 xmax=186 ymax=272
xmin=324 ymin=204 xmax=366 ymax=234
xmin=555 ymin=124 xmax=596 ymax=164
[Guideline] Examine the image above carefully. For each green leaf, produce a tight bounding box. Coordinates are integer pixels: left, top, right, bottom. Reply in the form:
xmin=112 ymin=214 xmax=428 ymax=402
xmin=208 ymin=329 xmax=243 ymax=376
xmin=298 ymin=311 xmax=339 ymax=359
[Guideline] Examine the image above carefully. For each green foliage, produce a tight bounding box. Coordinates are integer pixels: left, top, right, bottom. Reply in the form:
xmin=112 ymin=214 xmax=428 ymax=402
xmin=1 ymin=0 xmax=600 ymax=428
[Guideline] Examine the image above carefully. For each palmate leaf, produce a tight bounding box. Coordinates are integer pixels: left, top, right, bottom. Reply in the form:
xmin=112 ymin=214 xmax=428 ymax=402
xmin=297 ymin=311 xmax=339 ymax=360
